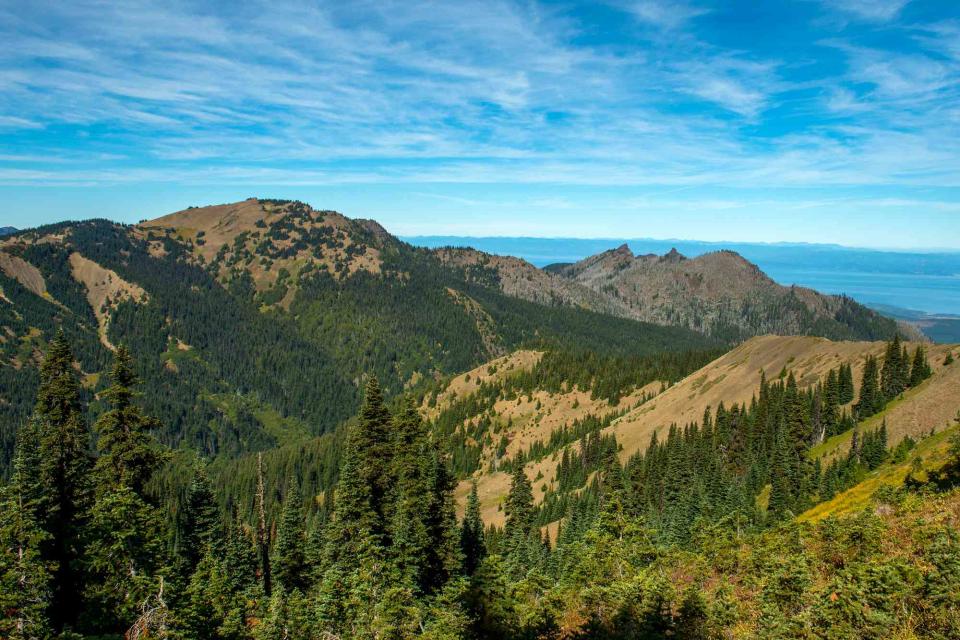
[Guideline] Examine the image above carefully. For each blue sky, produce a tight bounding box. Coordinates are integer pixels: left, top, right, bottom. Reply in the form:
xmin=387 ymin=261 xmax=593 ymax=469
xmin=1 ymin=0 xmax=959 ymax=249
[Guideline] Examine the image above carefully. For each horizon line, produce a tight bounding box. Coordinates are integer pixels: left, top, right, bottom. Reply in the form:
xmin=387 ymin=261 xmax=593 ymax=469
xmin=399 ymin=234 xmax=960 ymax=256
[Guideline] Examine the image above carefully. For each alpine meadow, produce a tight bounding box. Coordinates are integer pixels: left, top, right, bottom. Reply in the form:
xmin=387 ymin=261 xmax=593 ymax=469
xmin=2 ymin=2 xmax=960 ymax=640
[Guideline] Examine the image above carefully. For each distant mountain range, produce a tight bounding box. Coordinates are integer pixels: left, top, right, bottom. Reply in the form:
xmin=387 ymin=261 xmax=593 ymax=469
xmin=402 ymin=235 xmax=960 ymax=274
xmin=0 ymin=199 xmax=913 ymax=469
xmin=404 ymin=235 xmax=960 ymax=318
xmin=0 ymin=227 xmax=16 ymax=236
xmin=438 ymin=242 xmax=912 ymax=343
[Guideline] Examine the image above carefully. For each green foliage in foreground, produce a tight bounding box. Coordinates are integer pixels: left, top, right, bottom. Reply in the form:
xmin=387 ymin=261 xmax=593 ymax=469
xmin=3 ymin=337 xmax=960 ymax=639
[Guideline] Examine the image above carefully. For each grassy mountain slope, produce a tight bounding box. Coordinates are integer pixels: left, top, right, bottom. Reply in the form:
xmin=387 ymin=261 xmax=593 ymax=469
xmin=436 ymin=336 xmax=957 ymax=526
xmin=0 ymin=200 xmax=717 ymax=472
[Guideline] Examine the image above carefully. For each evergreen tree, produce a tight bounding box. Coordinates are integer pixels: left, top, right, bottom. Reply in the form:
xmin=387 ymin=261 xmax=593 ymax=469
xmin=85 ymin=346 xmax=169 ymax=631
xmin=223 ymin=514 xmax=260 ymax=596
xmin=389 ymin=399 xmax=433 ymax=592
xmin=326 ymin=377 xmax=395 ymax=570
xmin=504 ymin=464 xmax=535 ymax=542
xmin=24 ymin=332 xmax=93 ymax=632
xmin=881 ymin=335 xmax=908 ymax=398
xmin=855 ymin=355 xmax=883 ymax=419
xmin=910 ymin=345 xmax=932 ymax=387
xmin=767 ymin=427 xmax=795 ymax=520
xmin=823 ymin=369 xmax=840 ymax=437
xmin=84 ymin=485 xmax=167 ymax=631
xmin=91 ymin=345 xmax=165 ymax=496
xmin=460 ymin=481 xmax=486 ymax=576
xmin=180 ymin=461 xmax=219 ymax=575
xmin=273 ymin=483 xmax=306 ymax=593
xmin=422 ymin=449 xmax=461 ymax=592
xmin=0 ymin=442 xmax=52 ymax=640
xmin=838 ymin=363 xmax=855 ymax=405
xmin=504 ymin=463 xmax=535 ymax=580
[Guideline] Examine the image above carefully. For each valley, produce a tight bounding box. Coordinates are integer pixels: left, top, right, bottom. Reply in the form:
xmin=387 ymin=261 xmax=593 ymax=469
xmin=1 ymin=199 xmax=958 ymax=640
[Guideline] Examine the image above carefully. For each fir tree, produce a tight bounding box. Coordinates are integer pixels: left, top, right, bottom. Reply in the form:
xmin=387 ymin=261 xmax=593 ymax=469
xmin=909 ymin=345 xmax=932 ymax=387
xmin=422 ymin=448 xmax=461 ymax=592
xmin=838 ymin=363 xmax=855 ymax=405
xmin=0 ymin=442 xmax=52 ymax=640
xmin=273 ymin=483 xmax=306 ymax=593
xmin=180 ymin=461 xmax=219 ymax=575
xmin=881 ymin=335 xmax=908 ymax=398
xmin=460 ymin=481 xmax=486 ymax=576
xmin=91 ymin=345 xmax=165 ymax=496
xmin=767 ymin=427 xmax=795 ymax=520
xmin=504 ymin=464 xmax=535 ymax=541
xmin=504 ymin=463 xmax=536 ymax=579
xmin=855 ymin=355 xmax=883 ymax=419
xmin=823 ymin=369 xmax=840 ymax=437
xmin=84 ymin=484 xmax=167 ymax=631
xmin=389 ymin=399 xmax=433 ymax=592
xmin=85 ymin=346 xmax=169 ymax=631
xmin=25 ymin=332 xmax=93 ymax=632
xmin=326 ymin=377 xmax=395 ymax=570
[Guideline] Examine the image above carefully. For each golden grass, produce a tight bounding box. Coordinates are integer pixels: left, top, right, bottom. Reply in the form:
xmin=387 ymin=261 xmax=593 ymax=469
xmin=800 ymin=422 xmax=959 ymax=523
xmin=454 ymin=336 xmax=959 ymax=528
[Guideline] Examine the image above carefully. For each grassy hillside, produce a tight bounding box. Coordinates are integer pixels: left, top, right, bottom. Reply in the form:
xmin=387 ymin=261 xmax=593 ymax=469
xmin=436 ymin=336 xmax=958 ymax=526
xmin=0 ymin=201 xmax=718 ymax=473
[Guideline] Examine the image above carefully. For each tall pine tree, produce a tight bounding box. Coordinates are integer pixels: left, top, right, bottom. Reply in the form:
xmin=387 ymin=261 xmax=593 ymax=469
xmin=460 ymin=481 xmax=486 ymax=576
xmin=23 ymin=332 xmax=93 ymax=633
xmin=0 ymin=432 xmax=52 ymax=640
xmin=273 ymin=483 xmax=306 ymax=593
xmin=85 ymin=345 xmax=169 ymax=631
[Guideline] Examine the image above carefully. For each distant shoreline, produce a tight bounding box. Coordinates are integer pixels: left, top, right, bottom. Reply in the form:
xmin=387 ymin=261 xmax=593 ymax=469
xmin=403 ymin=235 xmax=960 ymax=320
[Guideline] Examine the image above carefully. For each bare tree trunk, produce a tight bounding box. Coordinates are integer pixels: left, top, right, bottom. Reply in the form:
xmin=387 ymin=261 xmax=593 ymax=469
xmin=257 ymin=452 xmax=272 ymax=596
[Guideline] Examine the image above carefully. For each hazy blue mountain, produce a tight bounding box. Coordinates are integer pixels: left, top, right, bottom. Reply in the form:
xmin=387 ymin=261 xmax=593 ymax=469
xmin=0 ymin=226 xmax=16 ymax=236
xmin=403 ymin=236 xmax=960 ymax=316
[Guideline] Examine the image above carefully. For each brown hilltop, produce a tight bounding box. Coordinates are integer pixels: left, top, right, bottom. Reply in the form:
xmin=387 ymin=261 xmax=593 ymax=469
xmin=138 ymin=199 xmax=386 ymax=301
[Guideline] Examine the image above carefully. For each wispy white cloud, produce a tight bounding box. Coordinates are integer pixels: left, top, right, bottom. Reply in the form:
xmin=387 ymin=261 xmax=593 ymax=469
xmin=0 ymin=0 xmax=957 ymax=213
xmin=625 ymin=0 xmax=708 ymax=29
xmin=827 ymin=0 xmax=911 ymax=22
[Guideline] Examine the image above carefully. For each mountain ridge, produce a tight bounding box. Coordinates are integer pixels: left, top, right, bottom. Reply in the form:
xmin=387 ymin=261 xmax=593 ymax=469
xmin=0 ymin=199 xmax=718 ymax=470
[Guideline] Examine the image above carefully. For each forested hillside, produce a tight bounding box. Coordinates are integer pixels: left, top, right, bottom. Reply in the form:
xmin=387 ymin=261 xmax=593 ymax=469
xmin=2 ymin=199 xmax=956 ymax=640
xmin=424 ymin=334 xmax=956 ymax=527
xmin=0 ymin=200 xmax=717 ymax=473
xmin=2 ymin=334 xmax=959 ymax=639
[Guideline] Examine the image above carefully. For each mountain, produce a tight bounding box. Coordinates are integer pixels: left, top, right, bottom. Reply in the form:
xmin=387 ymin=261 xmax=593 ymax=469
xmin=4 ymin=200 xmax=960 ymax=640
xmin=0 ymin=226 xmax=15 ymax=236
xmin=0 ymin=199 xmax=716 ymax=470
xmin=546 ymin=244 xmax=913 ymax=341
xmin=433 ymin=246 xmax=634 ymax=317
xmin=425 ymin=335 xmax=958 ymax=528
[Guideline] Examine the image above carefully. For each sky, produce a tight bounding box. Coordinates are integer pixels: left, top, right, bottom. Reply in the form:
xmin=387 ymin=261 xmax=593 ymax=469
xmin=1 ymin=0 xmax=959 ymax=249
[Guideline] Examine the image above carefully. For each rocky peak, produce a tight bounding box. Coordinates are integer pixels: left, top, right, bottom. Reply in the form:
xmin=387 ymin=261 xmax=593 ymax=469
xmin=660 ymin=247 xmax=685 ymax=263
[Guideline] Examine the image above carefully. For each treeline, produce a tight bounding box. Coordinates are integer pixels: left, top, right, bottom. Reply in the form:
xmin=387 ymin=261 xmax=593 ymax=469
xmin=0 ymin=215 xmax=719 ymax=476
xmin=520 ymin=336 xmax=934 ymax=545
xmin=2 ymin=335 xmax=955 ymax=639
xmin=0 ymin=336 xmax=474 ymax=638
xmin=501 ymin=347 xmax=724 ymax=404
